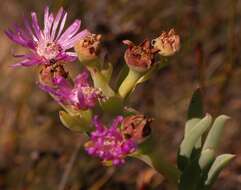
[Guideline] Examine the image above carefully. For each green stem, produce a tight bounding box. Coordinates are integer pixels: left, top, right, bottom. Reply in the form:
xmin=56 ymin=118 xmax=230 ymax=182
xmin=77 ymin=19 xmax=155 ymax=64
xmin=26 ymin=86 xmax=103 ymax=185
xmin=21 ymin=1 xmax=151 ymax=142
xmin=87 ymin=65 xmax=115 ymax=98
xmin=118 ymin=69 xmax=142 ymax=98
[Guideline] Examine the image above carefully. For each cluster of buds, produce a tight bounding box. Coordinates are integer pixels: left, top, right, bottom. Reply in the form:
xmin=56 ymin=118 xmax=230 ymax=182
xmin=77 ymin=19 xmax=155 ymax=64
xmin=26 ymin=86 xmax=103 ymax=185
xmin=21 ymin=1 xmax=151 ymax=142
xmin=123 ymin=29 xmax=180 ymax=73
xmin=118 ymin=29 xmax=180 ymax=98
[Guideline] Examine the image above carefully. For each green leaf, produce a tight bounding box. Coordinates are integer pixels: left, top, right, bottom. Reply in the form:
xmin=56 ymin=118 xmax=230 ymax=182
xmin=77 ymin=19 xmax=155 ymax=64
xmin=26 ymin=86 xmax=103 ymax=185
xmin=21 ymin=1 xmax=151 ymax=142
xmin=187 ymin=88 xmax=204 ymax=119
xmin=202 ymin=115 xmax=230 ymax=152
xmin=179 ymin=114 xmax=212 ymax=158
xmin=59 ymin=111 xmax=91 ymax=132
xmin=205 ymin=154 xmax=235 ymax=187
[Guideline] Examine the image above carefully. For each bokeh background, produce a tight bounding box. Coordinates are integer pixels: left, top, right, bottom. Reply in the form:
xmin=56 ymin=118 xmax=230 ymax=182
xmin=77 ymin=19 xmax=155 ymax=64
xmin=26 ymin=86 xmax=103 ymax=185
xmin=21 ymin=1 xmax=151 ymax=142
xmin=0 ymin=0 xmax=240 ymax=189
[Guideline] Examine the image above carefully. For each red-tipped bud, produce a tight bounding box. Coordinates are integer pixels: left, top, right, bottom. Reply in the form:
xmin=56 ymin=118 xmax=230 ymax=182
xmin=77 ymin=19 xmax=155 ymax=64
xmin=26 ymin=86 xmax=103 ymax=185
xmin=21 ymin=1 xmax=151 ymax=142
xmin=75 ymin=32 xmax=102 ymax=62
xmin=123 ymin=40 xmax=159 ymax=73
xmin=152 ymin=29 xmax=180 ymax=56
xmin=122 ymin=115 xmax=153 ymax=143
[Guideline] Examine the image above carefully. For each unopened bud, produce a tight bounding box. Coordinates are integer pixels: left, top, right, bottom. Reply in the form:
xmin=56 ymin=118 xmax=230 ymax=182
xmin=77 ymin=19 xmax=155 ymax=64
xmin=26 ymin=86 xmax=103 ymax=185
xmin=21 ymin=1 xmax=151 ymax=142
xmin=74 ymin=32 xmax=102 ymax=62
xmin=122 ymin=115 xmax=153 ymax=143
xmin=152 ymin=29 xmax=180 ymax=56
xmin=123 ymin=40 xmax=159 ymax=73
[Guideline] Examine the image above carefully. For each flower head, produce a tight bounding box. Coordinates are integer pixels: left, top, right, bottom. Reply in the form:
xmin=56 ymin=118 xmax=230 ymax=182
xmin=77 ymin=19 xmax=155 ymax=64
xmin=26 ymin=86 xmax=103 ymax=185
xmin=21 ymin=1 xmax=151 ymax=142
xmin=39 ymin=70 xmax=104 ymax=110
xmin=85 ymin=116 xmax=137 ymax=165
xmin=152 ymin=29 xmax=180 ymax=56
xmin=5 ymin=7 xmax=88 ymax=67
xmin=74 ymin=32 xmax=102 ymax=62
xmin=123 ymin=40 xmax=159 ymax=73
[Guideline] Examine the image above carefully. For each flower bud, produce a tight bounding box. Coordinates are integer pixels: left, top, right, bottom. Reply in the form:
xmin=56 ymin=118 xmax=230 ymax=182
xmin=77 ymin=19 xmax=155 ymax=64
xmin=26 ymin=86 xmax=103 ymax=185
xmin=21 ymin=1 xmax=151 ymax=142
xmin=122 ymin=115 xmax=153 ymax=143
xmin=123 ymin=40 xmax=159 ymax=73
xmin=152 ymin=29 xmax=180 ymax=56
xmin=74 ymin=32 xmax=102 ymax=62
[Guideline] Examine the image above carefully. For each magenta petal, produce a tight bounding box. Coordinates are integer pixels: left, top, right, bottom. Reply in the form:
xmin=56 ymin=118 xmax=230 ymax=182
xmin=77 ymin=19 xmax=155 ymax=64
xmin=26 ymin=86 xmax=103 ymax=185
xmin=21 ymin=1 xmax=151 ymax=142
xmin=51 ymin=7 xmax=64 ymax=40
xmin=74 ymin=70 xmax=90 ymax=88
xmin=111 ymin=116 xmax=124 ymax=128
xmin=12 ymin=59 xmax=41 ymax=67
xmin=62 ymin=29 xmax=89 ymax=49
xmin=44 ymin=9 xmax=54 ymax=40
xmin=57 ymin=19 xmax=81 ymax=44
xmin=31 ymin=12 xmax=43 ymax=40
xmin=56 ymin=11 xmax=67 ymax=39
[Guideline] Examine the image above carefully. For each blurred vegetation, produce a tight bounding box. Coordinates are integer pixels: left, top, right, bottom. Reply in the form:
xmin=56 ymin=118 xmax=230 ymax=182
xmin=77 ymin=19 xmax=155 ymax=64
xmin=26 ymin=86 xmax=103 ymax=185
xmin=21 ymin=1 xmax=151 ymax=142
xmin=0 ymin=0 xmax=240 ymax=189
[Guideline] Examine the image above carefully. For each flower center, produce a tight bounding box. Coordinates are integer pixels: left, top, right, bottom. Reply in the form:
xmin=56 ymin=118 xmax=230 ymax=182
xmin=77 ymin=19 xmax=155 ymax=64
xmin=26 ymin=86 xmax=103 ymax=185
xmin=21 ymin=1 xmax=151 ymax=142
xmin=37 ymin=41 xmax=62 ymax=63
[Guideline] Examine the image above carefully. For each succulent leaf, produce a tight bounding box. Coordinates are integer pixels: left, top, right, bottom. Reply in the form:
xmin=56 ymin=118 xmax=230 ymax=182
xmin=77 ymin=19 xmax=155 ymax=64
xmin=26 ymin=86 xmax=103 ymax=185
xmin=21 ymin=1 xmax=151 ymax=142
xmin=180 ymin=114 xmax=212 ymax=158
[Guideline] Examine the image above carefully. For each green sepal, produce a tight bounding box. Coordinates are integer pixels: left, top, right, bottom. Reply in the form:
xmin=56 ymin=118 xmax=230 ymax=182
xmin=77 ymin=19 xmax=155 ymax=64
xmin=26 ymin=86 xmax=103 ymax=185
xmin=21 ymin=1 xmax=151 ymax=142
xmin=59 ymin=110 xmax=92 ymax=132
xmin=205 ymin=154 xmax=235 ymax=187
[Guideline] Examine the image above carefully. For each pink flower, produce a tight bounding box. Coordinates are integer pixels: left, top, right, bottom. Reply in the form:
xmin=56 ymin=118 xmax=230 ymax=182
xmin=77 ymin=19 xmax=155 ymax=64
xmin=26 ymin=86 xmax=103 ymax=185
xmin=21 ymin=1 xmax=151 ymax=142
xmin=39 ymin=70 xmax=104 ymax=110
xmin=5 ymin=7 xmax=88 ymax=67
xmin=85 ymin=116 xmax=137 ymax=165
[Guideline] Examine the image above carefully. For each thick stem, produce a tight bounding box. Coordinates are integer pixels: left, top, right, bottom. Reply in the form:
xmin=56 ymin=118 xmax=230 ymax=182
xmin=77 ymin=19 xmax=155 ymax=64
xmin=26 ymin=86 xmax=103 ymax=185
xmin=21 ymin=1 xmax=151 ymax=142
xmin=118 ymin=69 xmax=142 ymax=98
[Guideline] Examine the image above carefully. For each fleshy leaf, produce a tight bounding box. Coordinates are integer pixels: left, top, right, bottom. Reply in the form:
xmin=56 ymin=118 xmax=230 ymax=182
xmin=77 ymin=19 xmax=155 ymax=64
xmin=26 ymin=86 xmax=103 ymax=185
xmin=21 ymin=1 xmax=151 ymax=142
xmin=179 ymin=114 xmax=212 ymax=158
xmin=205 ymin=154 xmax=235 ymax=187
xmin=184 ymin=118 xmax=202 ymax=149
xmin=187 ymin=88 xmax=204 ymax=119
xmin=202 ymin=115 xmax=230 ymax=152
xmin=198 ymin=149 xmax=215 ymax=170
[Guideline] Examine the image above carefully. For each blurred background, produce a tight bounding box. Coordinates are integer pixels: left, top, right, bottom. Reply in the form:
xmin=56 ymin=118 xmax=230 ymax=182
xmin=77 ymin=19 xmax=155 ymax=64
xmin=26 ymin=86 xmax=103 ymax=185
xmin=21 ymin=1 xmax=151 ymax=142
xmin=0 ymin=0 xmax=240 ymax=189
